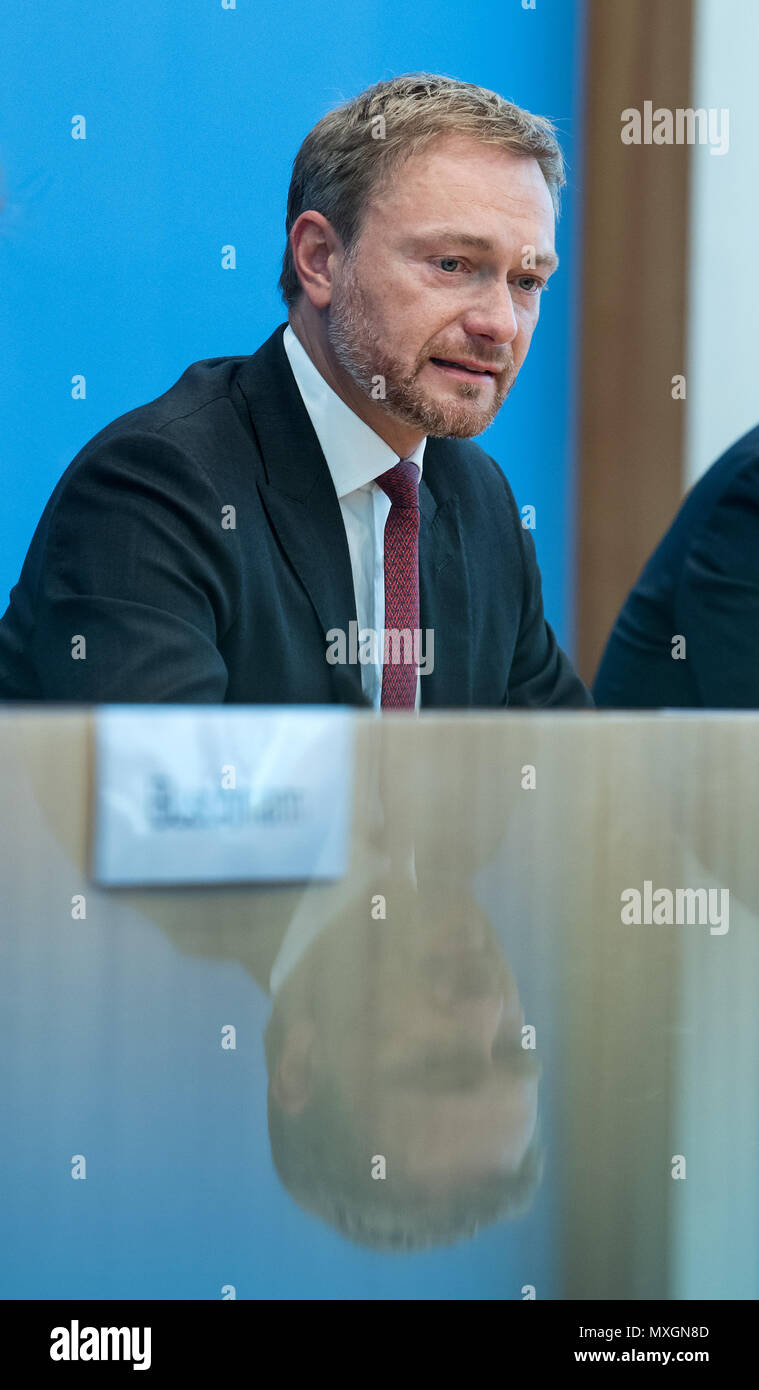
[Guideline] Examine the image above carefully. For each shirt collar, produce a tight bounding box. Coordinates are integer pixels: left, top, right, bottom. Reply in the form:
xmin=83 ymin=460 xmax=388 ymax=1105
xmin=283 ymin=323 xmax=426 ymax=497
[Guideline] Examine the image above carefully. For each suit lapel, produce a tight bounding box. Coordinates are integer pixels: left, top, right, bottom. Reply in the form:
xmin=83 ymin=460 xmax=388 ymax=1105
xmin=418 ymin=446 xmax=473 ymax=709
xmin=237 ymin=326 xmax=472 ymax=710
xmin=236 ymin=325 xmax=365 ymax=704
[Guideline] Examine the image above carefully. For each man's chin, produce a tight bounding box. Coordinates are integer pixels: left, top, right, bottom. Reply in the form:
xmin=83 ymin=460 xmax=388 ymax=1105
xmin=437 ymin=413 xmax=497 ymax=439
xmin=417 ymin=375 xmax=510 ymax=436
xmin=402 ymin=399 xmax=501 ymax=439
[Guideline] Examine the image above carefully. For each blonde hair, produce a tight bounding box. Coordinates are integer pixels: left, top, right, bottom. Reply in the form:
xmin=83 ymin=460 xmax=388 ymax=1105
xmin=279 ymin=71 xmax=565 ymax=306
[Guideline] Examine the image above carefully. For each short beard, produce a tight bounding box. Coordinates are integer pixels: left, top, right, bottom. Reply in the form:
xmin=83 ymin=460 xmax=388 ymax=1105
xmin=326 ymin=259 xmax=516 ymax=438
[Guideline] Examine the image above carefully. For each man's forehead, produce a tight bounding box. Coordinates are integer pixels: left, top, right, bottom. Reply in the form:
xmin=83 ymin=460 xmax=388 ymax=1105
xmin=368 ymin=143 xmax=556 ymax=248
xmin=391 ymin=135 xmax=552 ymax=192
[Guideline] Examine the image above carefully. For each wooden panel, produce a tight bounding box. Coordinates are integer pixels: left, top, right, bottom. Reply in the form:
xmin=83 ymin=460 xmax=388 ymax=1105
xmin=575 ymin=0 xmax=694 ymax=684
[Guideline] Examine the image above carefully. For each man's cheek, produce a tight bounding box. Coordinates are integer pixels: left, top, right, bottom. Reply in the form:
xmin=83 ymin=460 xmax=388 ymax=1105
xmin=521 ymin=307 xmax=541 ymax=342
xmin=514 ymin=324 xmax=536 ymax=366
xmin=390 ymin=299 xmax=427 ymax=341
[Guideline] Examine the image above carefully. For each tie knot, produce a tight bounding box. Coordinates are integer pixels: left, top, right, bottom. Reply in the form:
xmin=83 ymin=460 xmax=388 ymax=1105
xmin=376 ymin=458 xmax=420 ymax=509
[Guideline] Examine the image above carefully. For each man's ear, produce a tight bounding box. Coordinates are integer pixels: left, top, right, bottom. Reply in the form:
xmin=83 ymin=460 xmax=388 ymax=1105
xmin=270 ymin=1015 xmax=318 ymax=1114
xmin=289 ymin=210 xmax=340 ymax=310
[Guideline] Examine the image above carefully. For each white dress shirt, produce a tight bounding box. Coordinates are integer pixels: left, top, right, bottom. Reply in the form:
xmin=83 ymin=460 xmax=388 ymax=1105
xmin=283 ymin=323 xmax=426 ymax=710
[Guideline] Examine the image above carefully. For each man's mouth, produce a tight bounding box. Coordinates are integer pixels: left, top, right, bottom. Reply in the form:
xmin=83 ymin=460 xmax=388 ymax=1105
xmin=429 ymin=357 xmax=497 ymax=380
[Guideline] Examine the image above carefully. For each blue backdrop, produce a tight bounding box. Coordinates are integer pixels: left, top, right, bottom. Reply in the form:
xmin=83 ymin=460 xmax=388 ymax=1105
xmin=0 ymin=0 xmax=586 ymax=653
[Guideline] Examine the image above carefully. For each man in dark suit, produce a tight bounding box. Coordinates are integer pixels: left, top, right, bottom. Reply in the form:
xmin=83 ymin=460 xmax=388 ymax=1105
xmin=594 ymin=422 xmax=759 ymax=708
xmin=0 ymin=73 xmax=591 ymax=710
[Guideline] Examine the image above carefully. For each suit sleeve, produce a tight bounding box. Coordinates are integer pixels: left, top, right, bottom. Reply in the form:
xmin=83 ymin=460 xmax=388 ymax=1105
xmin=507 ymin=522 xmax=593 ymax=707
xmin=485 ymin=458 xmax=592 ymax=708
xmin=674 ymin=461 xmax=759 ymax=706
xmin=29 ymin=432 xmax=241 ymax=701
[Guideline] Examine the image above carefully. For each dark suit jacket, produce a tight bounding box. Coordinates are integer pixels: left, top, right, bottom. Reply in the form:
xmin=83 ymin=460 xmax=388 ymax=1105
xmin=0 ymin=323 xmax=591 ymax=708
xmin=594 ymin=423 xmax=759 ymax=708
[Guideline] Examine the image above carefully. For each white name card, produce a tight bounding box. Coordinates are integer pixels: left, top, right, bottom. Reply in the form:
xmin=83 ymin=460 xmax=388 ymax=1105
xmin=92 ymin=706 xmax=354 ymax=886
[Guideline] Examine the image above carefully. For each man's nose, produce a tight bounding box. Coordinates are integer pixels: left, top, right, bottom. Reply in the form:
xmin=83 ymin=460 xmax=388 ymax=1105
xmin=460 ymin=282 xmax=519 ymax=348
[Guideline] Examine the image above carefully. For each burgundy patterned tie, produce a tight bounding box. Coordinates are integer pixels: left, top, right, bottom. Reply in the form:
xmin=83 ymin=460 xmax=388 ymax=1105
xmin=375 ymin=458 xmax=420 ymax=710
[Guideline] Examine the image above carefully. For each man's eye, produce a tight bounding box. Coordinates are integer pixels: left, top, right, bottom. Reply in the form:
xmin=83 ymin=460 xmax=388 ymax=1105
xmin=515 ymin=275 xmax=545 ymax=294
xmin=437 ymin=257 xmax=463 ymax=273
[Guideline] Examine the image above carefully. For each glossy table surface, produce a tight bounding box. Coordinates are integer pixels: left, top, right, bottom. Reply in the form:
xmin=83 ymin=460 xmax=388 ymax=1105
xmin=1 ymin=708 xmax=757 ymax=1300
